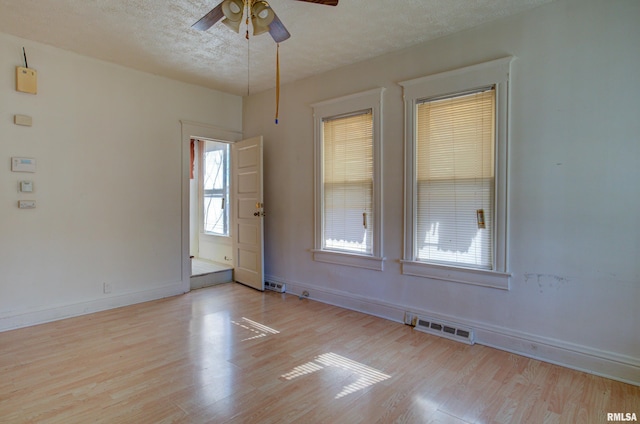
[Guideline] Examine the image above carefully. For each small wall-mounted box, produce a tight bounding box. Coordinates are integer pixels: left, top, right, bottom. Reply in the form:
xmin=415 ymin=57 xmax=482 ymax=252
xmin=11 ymin=157 xmax=36 ymax=173
xmin=14 ymin=114 xmax=33 ymax=127
xmin=16 ymin=66 xmax=37 ymax=94
xmin=19 ymin=180 xmax=34 ymax=193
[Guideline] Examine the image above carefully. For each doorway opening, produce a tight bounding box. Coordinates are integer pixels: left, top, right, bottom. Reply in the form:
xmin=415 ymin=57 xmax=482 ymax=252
xmin=180 ymin=121 xmax=264 ymax=292
xmin=190 ymin=138 xmax=234 ymax=289
xmin=180 ymin=120 xmax=243 ymax=292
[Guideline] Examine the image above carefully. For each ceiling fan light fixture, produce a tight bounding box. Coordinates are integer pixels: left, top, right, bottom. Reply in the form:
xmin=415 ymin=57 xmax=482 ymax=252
xmin=251 ymin=1 xmax=274 ymax=36
xmin=221 ymin=0 xmax=244 ymax=33
xmin=222 ymin=17 xmax=242 ymax=33
xmin=251 ymin=19 xmax=270 ymax=36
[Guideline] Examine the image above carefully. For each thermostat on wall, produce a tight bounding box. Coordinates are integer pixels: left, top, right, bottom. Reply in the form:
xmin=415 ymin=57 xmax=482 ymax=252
xmin=11 ymin=157 xmax=36 ymax=173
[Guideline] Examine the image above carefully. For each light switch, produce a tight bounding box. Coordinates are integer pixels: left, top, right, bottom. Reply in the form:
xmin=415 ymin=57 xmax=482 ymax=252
xmin=18 ymin=200 xmax=36 ymax=209
xmin=20 ymin=180 xmax=34 ymax=193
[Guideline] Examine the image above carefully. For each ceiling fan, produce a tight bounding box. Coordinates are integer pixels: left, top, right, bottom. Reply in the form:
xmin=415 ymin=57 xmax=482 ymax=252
xmin=192 ymin=0 xmax=339 ymax=43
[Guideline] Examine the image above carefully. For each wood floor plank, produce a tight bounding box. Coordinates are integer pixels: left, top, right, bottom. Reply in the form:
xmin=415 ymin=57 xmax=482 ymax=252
xmin=0 ymin=283 xmax=638 ymax=423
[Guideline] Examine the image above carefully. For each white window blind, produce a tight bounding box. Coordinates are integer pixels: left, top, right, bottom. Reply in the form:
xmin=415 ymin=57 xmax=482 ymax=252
xmin=323 ymin=110 xmax=373 ymax=254
xmin=415 ymin=88 xmax=495 ymax=269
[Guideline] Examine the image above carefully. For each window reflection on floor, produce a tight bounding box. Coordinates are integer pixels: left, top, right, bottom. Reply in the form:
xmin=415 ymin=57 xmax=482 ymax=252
xmin=231 ymin=317 xmax=280 ymax=341
xmin=281 ymin=352 xmax=391 ymax=399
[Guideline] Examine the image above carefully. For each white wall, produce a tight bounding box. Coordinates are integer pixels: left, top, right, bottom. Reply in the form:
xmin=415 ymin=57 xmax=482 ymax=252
xmin=0 ymin=32 xmax=242 ymax=329
xmin=243 ymin=0 xmax=640 ymax=384
xmin=198 ymin=236 xmax=233 ymax=265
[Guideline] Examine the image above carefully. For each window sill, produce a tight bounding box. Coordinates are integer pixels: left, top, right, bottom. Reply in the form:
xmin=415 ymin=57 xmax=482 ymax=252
xmin=401 ymin=260 xmax=510 ymax=290
xmin=312 ymin=249 xmax=385 ymax=271
xmin=201 ymin=233 xmax=232 ymax=244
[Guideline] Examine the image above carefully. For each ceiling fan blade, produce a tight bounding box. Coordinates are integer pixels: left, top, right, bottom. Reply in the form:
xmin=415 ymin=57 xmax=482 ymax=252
xmin=192 ymin=2 xmax=225 ymax=31
xmin=293 ymin=0 xmax=339 ymax=5
xmin=269 ymin=12 xmax=291 ymax=43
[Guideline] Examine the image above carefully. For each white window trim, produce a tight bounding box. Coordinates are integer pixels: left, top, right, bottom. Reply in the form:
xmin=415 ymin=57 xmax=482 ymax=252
xmin=198 ymin=139 xmax=232 ymax=241
xmin=311 ymin=88 xmax=385 ymax=271
xmin=399 ymin=57 xmax=514 ymax=290
xmin=200 ymin=140 xmax=231 ymax=238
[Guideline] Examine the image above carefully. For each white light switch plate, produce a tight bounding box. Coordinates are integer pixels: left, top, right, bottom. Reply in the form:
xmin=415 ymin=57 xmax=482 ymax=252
xmin=18 ymin=200 xmax=36 ymax=209
xmin=20 ymin=180 xmax=34 ymax=192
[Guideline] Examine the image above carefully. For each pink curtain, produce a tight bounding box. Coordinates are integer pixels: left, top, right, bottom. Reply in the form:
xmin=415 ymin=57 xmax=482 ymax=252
xmin=190 ymin=139 xmax=195 ymax=179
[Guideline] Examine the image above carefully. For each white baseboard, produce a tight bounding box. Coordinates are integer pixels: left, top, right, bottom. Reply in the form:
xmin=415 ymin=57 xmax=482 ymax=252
xmin=0 ymin=282 xmax=186 ymax=333
xmin=270 ymin=275 xmax=640 ymax=386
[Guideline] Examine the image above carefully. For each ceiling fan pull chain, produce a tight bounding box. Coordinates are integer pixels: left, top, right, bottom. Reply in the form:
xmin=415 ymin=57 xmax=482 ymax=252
xmin=275 ymin=43 xmax=280 ymax=124
xmin=247 ymin=35 xmax=251 ymax=96
xmin=245 ymin=0 xmax=250 ymax=39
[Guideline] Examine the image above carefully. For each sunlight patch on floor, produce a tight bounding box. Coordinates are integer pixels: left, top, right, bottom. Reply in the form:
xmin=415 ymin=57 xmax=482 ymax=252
xmin=231 ymin=317 xmax=280 ymax=341
xmin=281 ymin=352 xmax=391 ymax=399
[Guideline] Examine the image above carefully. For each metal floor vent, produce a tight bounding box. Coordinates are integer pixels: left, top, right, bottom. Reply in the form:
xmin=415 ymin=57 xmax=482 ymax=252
xmin=404 ymin=312 xmax=475 ymax=345
xmin=265 ymin=281 xmax=286 ymax=293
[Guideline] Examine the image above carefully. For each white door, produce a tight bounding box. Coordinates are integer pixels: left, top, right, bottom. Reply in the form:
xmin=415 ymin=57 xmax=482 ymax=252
xmin=232 ymin=136 xmax=264 ymax=291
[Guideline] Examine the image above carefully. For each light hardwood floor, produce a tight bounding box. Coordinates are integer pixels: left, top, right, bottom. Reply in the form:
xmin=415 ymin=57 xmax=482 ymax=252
xmin=1 ymin=283 xmax=637 ymax=423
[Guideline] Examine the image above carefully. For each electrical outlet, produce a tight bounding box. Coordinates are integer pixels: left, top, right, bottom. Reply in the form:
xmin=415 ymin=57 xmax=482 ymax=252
xmin=103 ymin=282 xmax=112 ymax=294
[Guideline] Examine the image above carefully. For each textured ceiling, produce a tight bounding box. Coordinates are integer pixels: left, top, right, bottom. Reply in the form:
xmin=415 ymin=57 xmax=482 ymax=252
xmin=0 ymin=0 xmax=552 ymax=96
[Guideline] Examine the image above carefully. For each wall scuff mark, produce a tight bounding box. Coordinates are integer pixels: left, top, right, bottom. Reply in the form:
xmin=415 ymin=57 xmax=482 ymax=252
xmin=524 ymin=273 xmax=570 ymax=293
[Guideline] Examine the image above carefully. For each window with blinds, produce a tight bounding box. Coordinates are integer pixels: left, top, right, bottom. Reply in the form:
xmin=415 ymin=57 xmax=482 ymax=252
xmin=322 ymin=110 xmax=373 ymax=254
xmin=415 ymin=88 xmax=495 ymax=269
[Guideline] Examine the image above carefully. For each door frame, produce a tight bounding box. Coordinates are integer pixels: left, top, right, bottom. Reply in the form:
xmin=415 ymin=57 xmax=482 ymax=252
xmin=180 ymin=120 xmax=242 ymax=293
